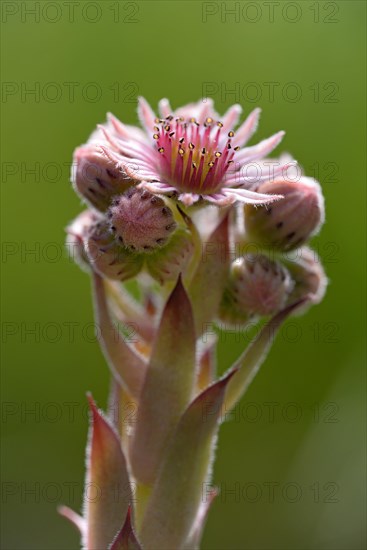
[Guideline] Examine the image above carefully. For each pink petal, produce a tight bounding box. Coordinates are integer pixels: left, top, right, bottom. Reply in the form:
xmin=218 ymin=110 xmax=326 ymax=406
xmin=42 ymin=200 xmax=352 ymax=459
xmin=236 ymin=130 xmax=285 ymax=164
xmin=137 ymin=96 xmax=156 ymax=134
xmin=100 ymin=132 xmax=157 ymax=165
xmin=158 ymin=98 xmax=172 ymax=118
xmin=106 ymin=112 xmax=130 ymax=139
xmin=107 ymin=112 xmax=149 ymax=144
xmin=233 ymin=107 xmax=261 ymax=147
xmin=175 ymin=98 xmax=214 ymax=122
xmin=224 ymin=161 xmax=298 ymax=186
xmin=98 ymin=125 xmax=125 ymax=153
xmin=99 ymin=146 xmax=157 ymax=182
xmin=222 ymin=187 xmax=283 ymax=205
xmin=178 ymin=193 xmax=200 ymax=206
xmin=221 ymin=104 xmax=242 ymax=130
xmin=198 ymin=97 xmax=217 ymax=123
xmin=139 ymin=181 xmax=177 ymax=194
xmin=201 ymin=193 xmax=236 ymax=206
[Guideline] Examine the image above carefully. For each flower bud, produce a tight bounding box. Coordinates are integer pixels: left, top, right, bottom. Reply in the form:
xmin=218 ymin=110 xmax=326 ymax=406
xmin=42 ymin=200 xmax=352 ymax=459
xmin=107 ymin=188 xmax=177 ymax=253
xmin=72 ymin=145 xmax=136 ymax=212
xmin=219 ymin=254 xmax=294 ymax=325
xmin=244 ymin=177 xmax=325 ymax=251
xmin=86 ymin=219 xmax=143 ymax=281
xmin=284 ymin=247 xmax=327 ymax=313
xmin=65 ymin=210 xmax=99 ymax=272
xmin=146 ymin=229 xmax=194 ymax=284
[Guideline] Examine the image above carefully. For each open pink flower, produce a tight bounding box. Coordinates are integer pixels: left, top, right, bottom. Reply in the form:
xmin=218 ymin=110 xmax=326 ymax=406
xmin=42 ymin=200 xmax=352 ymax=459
xmin=75 ymin=97 xmax=293 ymax=208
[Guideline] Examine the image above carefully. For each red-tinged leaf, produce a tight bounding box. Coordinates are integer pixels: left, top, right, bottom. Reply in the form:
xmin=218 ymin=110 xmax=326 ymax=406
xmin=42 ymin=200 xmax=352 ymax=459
xmin=130 ymin=276 xmax=196 ymax=485
xmin=224 ymin=297 xmax=310 ymax=413
xmin=196 ymin=334 xmax=217 ymax=392
xmin=189 ymin=215 xmax=230 ymax=336
xmin=85 ymin=395 xmax=131 ymax=550
xmin=92 ymin=272 xmax=147 ymax=399
xmin=58 ymin=505 xmax=86 ymax=536
xmin=138 ymin=370 xmax=236 ymax=549
xmin=109 ymin=507 xmax=142 ymax=550
xmin=183 ymin=487 xmax=218 ymax=549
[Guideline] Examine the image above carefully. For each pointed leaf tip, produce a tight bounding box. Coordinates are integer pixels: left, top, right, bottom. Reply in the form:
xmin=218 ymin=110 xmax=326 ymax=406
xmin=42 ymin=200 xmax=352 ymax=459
xmin=85 ymin=395 xmax=131 ymax=550
xmin=196 ymin=335 xmax=217 ymax=391
xmin=109 ymin=507 xmax=142 ymax=550
xmin=184 ymin=487 xmax=218 ymax=549
xmin=166 ymin=273 xmax=187 ymax=314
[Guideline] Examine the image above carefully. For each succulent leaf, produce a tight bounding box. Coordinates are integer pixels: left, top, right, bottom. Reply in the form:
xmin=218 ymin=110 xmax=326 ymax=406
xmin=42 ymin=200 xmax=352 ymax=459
xmin=196 ymin=334 xmax=217 ymax=392
xmin=109 ymin=507 xmax=142 ymax=550
xmin=183 ymin=487 xmax=218 ymax=550
xmin=84 ymin=396 xmax=131 ymax=550
xmin=92 ymin=272 xmax=147 ymax=399
xmin=130 ymin=276 xmax=196 ymax=485
xmin=138 ymin=370 xmax=236 ymax=549
xmin=189 ymin=214 xmax=230 ymax=335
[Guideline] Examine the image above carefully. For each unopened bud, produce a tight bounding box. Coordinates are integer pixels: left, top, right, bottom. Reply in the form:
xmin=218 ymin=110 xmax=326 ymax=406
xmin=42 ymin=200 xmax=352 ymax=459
xmin=146 ymin=229 xmax=194 ymax=284
xmin=72 ymin=145 xmax=136 ymax=212
xmin=65 ymin=210 xmax=99 ymax=271
xmin=86 ymin=219 xmax=143 ymax=281
xmin=285 ymin=247 xmax=327 ymax=313
xmin=219 ymin=254 xmax=294 ymax=324
xmin=244 ymin=177 xmax=325 ymax=251
xmin=107 ymin=188 xmax=177 ymax=253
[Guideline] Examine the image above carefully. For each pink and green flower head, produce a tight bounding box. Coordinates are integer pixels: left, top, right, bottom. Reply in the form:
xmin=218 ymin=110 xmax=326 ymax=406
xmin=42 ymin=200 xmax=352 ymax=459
xmin=73 ymin=97 xmax=295 ymax=209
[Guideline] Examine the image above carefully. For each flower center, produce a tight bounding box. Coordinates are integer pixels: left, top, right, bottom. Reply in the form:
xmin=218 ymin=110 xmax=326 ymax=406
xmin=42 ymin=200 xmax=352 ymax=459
xmin=151 ymin=116 xmax=240 ymax=194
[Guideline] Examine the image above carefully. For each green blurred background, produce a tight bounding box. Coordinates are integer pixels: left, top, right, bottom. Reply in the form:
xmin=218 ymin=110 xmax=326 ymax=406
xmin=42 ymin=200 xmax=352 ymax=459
xmin=1 ymin=1 xmax=366 ymax=548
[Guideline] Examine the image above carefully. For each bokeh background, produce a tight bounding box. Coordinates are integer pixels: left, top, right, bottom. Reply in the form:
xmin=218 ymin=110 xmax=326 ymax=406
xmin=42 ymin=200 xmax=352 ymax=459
xmin=1 ymin=1 xmax=366 ymax=548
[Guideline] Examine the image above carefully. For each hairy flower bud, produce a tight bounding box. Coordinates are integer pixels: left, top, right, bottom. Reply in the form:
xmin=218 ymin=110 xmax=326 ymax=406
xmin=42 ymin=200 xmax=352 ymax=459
xmin=86 ymin=219 xmax=143 ymax=281
xmin=146 ymin=229 xmax=194 ymax=284
xmin=66 ymin=210 xmax=99 ymax=271
xmin=244 ymin=177 xmax=325 ymax=251
xmin=284 ymin=247 xmax=327 ymax=312
xmin=72 ymin=145 xmax=136 ymax=212
xmin=107 ymin=188 xmax=177 ymax=253
xmin=219 ymin=254 xmax=294 ymax=324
